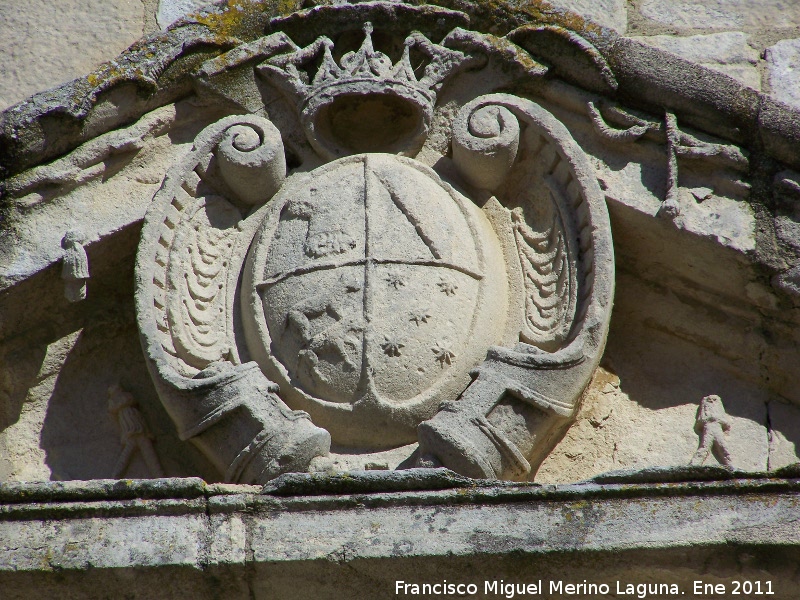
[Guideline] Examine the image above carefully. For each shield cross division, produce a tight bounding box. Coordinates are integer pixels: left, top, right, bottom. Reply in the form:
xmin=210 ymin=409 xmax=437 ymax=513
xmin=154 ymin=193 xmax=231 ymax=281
xmin=242 ymin=154 xmax=509 ymax=448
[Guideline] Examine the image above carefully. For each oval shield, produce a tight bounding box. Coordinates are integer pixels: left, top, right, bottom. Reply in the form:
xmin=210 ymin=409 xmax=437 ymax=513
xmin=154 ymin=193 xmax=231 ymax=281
xmin=243 ymin=154 xmax=507 ymax=447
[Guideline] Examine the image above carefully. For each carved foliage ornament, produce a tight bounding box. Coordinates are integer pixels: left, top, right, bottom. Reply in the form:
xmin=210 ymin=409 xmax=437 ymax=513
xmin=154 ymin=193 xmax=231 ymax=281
xmin=135 ymin=8 xmax=614 ymax=484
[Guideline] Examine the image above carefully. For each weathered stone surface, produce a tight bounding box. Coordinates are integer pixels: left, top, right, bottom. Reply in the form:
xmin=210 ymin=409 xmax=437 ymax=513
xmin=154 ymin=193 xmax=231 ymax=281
xmin=157 ymin=0 xmax=213 ymax=29
xmin=5 ymin=0 xmax=800 ymax=174
xmin=1 ymin=511 xmax=209 ymax=571
xmin=0 ymin=477 xmax=206 ymax=503
xmin=241 ymin=154 xmax=509 ymax=449
xmin=1 ymin=0 xmax=799 ymax=487
xmin=1 ymin=4 xmax=800 ymax=577
xmin=0 ymin=0 xmax=145 ymax=111
xmin=0 ymin=221 xmax=224 ymax=484
xmin=2 ymin=5 xmax=800 ymax=599
xmin=2 ymin=475 xmax=800 ymax=597
xmin=263 ymin=468 xmax=477 ymax=496
xmin=633 ymin=32 xmax=761 ymax=90
xmin=640 ymin=0 xmax=800 ymax=30
xmin=0 ymin=100 xmax=229 ymax=292
xmin=766 ymin=38 xmax=800 ymax=110
xmin=537 ymin=252 xmax=786 ymax=483
xmin=548 ymin=0 xmax=628 ymax=33
xmin=589 ymin=464 xmax=743 ymax=484
xmin=758 ymin=93 xmax=800 ymax=172
xmin=0 ymin=331 xmax=83 ymax=481
xmin=604 ymin=36 xmax=760 ymax=145
xmin=774 ymin=171 xmax=800 ymax=255
xmin=123 ymin=17 xmax=617 ymax=483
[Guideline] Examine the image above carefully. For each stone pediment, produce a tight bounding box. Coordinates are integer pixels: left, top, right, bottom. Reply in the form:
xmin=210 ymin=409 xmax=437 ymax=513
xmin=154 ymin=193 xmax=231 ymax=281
xmin=1 ymin=0 xmax=799 ymax=488
xmin=3 ymin=0 xmax=800 ymax=173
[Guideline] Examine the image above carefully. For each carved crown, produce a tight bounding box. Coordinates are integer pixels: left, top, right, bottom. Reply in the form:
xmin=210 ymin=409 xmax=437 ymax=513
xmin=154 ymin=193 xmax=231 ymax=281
xmin=259 ymin=22 xmax=467 ymax=115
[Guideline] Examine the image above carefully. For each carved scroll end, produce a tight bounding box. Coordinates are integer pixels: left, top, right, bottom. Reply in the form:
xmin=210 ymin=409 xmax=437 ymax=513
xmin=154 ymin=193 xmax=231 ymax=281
xmin=422 ymin=94 xmax=615 ymax=481
xmin=452 ymin=100 xmax=520 ymax=191
xmin=215 ymin=118 xmax=286 ymax=206
xmin=507 ymin=25 xmax=618 ymax=95
xmin=135 ymin=113 xmax=329 ymax=483
xmin=139 ymin=115 xmax=287 ymax=380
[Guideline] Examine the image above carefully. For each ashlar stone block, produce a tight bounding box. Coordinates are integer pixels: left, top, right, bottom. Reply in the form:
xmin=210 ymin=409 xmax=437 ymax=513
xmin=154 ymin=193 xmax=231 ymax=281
xmin=157 ymin=0 xmax=215 ymax=29
xmin=641 ymin=0 xmax=800 ymax=31
xmin=0 ymin=0 xmax=144 ymax=110
xmin=549 ymin=0 xmax=628 ymax=33
xmin=632 ymin=32 xmax=761 ymax=90
xmin=766 ymin=38 xmax=800 ymax=110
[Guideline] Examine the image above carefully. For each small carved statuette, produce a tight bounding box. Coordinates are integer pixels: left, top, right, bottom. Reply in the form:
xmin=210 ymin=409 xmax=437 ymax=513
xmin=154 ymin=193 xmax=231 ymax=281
xmin=108 ymin=384 xmax=165 ymax=478
xmin=690 ymin=394 xmax=733 ymax=468
xmin=61 ymin=230 xmax=89 ymax=302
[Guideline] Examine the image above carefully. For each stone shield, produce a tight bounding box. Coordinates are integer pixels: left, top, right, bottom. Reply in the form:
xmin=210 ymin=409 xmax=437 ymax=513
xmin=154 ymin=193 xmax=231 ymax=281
xmin=242 ymin=154 xmax=508 ymax=448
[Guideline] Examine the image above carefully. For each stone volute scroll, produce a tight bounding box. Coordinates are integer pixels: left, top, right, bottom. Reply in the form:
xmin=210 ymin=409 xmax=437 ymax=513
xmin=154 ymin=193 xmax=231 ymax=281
xmin=135 ymin=114 xmax=330 ymax=485
xmin=417 ymin=94 xmax=614 ymax=480
xmin=133 ymin=7 xmax=615 ymax=485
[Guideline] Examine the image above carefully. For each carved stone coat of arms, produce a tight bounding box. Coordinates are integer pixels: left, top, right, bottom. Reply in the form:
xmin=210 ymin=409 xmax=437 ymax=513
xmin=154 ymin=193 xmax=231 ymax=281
xmin=134 ymin=4 xmax=614 ymax=483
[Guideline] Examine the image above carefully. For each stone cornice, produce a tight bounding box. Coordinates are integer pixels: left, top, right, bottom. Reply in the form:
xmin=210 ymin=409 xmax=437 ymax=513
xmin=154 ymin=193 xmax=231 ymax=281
xmin=1 ymin=468 xmax=800 ymax=597
xmin=1 ymin=0 xmax=800 ymax=182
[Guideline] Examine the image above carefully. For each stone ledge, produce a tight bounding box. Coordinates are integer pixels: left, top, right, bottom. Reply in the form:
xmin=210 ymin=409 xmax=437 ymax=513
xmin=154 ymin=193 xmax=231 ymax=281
xmin=3 ymin=465 xmax=800 ymax=509
xmin=1 ymin=469 xmax=800 ymax=598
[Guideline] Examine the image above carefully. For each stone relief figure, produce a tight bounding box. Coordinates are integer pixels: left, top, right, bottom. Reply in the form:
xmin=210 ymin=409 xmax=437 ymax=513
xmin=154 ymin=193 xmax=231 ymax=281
xmin=108 ymin=384 xmax=165 ymax=478
xmin=690 ymin=394 xmax=734 ymax=468
xmin=61 ymin=230 xmax=89 ymax=302
xmin=134 ymin=5 xmax=615 ymax=484
xmin=285 ymin=274 xmax=364 ymax=384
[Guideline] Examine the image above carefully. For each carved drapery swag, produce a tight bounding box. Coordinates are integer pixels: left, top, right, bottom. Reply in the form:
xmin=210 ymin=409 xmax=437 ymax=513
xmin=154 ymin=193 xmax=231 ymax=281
xmin=135 ymin=4 xmax=614 ymax=484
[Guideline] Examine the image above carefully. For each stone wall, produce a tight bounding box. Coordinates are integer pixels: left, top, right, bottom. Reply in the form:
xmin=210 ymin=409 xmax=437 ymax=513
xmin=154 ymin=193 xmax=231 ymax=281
xmin=3 ymin=0 xmax=800 ymax=594
xmin=3 ymin=0 xmax=800 ymax=111
xmin=4 ymin=0 xmax=800 ymax=486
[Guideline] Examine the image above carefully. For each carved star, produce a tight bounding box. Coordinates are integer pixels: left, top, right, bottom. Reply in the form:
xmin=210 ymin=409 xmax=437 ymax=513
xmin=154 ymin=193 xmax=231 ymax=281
xmin=437 ymin=277 xmax=457 ymax=296
xmin=385 ymin=269 xmax=406 ymax=289
xmin=432 ymin=341 xmax=456 ymax=366
xmin=381 ymin=335 xmax=404 ymax=357
xmin=410 ymin=309 xmax=432 ymax=326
